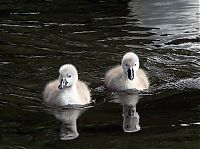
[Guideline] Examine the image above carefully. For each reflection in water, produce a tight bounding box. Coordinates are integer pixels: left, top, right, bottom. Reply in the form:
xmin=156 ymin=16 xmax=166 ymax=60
xmin=128 ymin=0 xmax=199 ymax=48
xmin=116 ymin=91 xmax=140 ymax=133
xmin=47 ymin=106 xmax=85 ymax=140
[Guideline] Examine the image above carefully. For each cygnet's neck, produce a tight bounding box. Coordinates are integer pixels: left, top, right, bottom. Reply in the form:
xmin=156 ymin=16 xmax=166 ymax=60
xmin=58 ymin=83 xmax=79 ymax=105
xmin=61 ymin=84 xmax=77 ymax=93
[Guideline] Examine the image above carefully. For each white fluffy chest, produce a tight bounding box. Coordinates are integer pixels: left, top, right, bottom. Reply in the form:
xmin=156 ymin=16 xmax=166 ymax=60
xmin=58 ymin=90 xmax=79 ymax=105
xmin=123 ymin=80 xmax=135 ymax=90
xmin=123 ymin=79 xmax=145 ymax=90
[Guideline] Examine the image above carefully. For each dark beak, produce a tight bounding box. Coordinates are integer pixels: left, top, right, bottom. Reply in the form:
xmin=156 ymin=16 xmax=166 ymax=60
xmin=58 ymin=78 xmax=68 ymax=90
xmin=127 ymin=68 xmax=134 ymax=80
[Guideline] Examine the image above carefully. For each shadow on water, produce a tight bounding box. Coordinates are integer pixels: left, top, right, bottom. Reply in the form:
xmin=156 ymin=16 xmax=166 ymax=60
xmin=0 ymin=0 xmax=199 ymax=148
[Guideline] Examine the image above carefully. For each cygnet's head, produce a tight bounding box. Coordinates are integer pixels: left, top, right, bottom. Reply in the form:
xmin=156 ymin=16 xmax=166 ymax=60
xmin=58 ymin=64 xmax=78 ymax=90
xmin=121 ymin=52 xmax=139 ymax=80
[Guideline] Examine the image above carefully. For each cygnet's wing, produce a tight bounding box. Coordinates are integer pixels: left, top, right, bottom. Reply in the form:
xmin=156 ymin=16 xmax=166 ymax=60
xmin=105 ymin=65 xmax=123 ymax=89
xmin=43 ymin=79 xmax=60 ymax=105
xmin=77 ymin=80 xmax=91 ymax=105
xmin=136 ymin=69 xmax=149 ymax=89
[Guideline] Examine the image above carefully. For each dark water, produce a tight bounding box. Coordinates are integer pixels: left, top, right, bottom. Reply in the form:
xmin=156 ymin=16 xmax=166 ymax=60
xmin=0 ymin=0 xmax=200 ymax=148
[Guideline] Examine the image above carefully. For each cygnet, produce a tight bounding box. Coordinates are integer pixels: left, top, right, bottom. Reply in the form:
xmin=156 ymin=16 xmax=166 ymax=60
xmin=43 ymin=64 xmax=91 ymax=106
xmin=105 ymin=52 xmax=149 ymax=91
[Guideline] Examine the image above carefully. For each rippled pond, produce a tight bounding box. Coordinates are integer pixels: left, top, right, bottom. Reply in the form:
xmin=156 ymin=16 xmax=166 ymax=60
xmin=0 ymin=0 xmax=199 ymax=148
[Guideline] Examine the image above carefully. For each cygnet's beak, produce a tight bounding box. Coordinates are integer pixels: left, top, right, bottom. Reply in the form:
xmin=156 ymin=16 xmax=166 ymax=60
xmin=58 ymin=78 xmax=68 ymax=90
xmin=127 ymin=68 xmax=134 ymax=80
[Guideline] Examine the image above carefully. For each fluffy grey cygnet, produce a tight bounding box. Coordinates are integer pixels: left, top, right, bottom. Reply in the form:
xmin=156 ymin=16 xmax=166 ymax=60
xmin=43 ymin=64 xmax=91 ymax=106
xmin=105 ymin=52 xmax=149 ymax=91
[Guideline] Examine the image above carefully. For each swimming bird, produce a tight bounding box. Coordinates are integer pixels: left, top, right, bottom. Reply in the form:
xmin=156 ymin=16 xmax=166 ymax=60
xmin=105 ymin=52 xmax=149 ymax=91
xmin=43 ymin=64 xmax=91 ymax=106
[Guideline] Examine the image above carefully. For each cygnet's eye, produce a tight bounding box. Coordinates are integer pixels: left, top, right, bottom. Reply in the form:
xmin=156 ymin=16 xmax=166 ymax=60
xmin=134 ymin=64 xmax=136 ymax=66
xmin=125 ymin=64 xmax=128 ymax=66
xmin=68 ymin=75 xmax=72 ymax=78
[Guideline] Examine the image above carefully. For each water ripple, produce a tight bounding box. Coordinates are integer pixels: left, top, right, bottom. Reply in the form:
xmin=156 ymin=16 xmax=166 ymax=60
xmin=10 ymin=12 xmax=40 ymax=15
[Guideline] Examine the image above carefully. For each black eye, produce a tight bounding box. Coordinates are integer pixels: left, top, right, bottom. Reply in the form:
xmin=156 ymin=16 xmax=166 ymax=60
xmin=125 ymin=64 xmax=128 ymax=66
xmin=134 ymin=64 xmax=136 ymax=66
xmin=68 ymin=75 xmax=71 ymax=78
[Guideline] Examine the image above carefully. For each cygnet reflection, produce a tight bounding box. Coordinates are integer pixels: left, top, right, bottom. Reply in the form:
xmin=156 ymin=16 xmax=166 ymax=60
xmin=116 ymin=91 xmax=140 ymax=133
xmin=49 ymin=106 xmax=86 ymax=140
